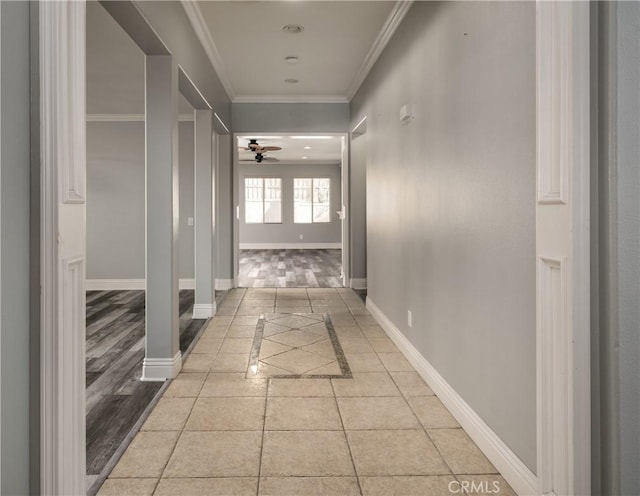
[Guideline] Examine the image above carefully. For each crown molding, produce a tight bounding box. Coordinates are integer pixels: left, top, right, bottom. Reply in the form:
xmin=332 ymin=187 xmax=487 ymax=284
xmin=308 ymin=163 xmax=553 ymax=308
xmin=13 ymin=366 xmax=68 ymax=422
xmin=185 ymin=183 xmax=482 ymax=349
xmin=86 ymin=113 xmax=194 ymax=122
xmin=232 ymin=95 xmax=349 ymax=104
xmin=346 ymin=0 xmax=414 ymax=100
xmin=181 ymin=0 xmax=236 ymax=101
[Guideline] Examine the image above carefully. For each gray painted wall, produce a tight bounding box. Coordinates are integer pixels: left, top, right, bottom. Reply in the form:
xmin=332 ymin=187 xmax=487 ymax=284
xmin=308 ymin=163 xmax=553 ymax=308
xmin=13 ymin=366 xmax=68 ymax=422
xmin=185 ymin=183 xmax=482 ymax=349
xmin=216 ymin=135 xmax=234 ymax=280
xmin=87 ymin=121 xmax=195 ymax=280
xmin=87 ymin=1 xmax=145 ymax=114
xmin=232 ymin=103 xmax=349 ymax=133
xmin=350 ymin=1 xmax=537 ymax=471
xmin=596 ymin=3 xmax=640 ymax=495
xmin=614 ymin=6 xmax=640 ymax=493
xmin=1 ymin=2 xmax=32 ymax=493
xmin=179 ymin=122 xmax=195 ymax=279
xmin=239 ymin=163 xmax=341 ymax=245
xmin=349 ymin=133 xmax=367 ymax=280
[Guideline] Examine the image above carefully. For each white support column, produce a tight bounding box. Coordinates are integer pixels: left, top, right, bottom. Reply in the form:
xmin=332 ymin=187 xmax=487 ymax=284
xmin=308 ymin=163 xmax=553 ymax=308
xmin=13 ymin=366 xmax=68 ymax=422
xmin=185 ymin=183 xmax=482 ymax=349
xmin=536 ymin=2 xmax=591 ymax=494
xmin=193 ymin=109 xmax=216 ymax=319
xmin=142 ymin=55 xmax=182 ymax=381
xmin=39 ymin=1 xmax=87 ymax=493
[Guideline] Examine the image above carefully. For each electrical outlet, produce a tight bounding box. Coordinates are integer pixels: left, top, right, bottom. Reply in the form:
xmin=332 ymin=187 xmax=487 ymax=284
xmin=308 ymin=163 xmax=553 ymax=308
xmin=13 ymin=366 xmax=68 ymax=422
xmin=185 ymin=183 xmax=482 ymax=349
xmin=187 ymin=217 xmax=194 ymax=226
xmin=407 ymin=310 xmax=412 ymax=328
xmin=299 ymin=234 xmax=304 ymax=240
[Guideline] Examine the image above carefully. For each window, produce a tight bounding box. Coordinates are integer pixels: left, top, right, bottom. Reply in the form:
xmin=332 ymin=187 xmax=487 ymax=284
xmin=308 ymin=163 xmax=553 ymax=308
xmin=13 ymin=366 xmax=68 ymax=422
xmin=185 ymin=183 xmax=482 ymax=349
xmin=294 ymin=178 xmax=331 ymax=223
xmin=245 ymin=177 xmax=282 ymax=223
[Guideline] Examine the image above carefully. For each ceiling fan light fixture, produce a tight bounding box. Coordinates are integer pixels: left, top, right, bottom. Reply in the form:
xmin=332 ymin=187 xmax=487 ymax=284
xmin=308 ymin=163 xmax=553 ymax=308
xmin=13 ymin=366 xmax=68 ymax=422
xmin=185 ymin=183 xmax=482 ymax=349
xmin=284 ymin=78 xmax=299 ymax=84
xmin=282 ymin=24 xmax=304 ymax=33
xmin=285 ymin=56 xmax=299 ymax=64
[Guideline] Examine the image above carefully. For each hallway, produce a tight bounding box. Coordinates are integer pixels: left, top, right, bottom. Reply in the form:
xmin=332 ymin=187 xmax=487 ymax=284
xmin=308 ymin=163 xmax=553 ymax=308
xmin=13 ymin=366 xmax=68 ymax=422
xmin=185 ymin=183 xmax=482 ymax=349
xmin=98 ymin=289 xmax=515 ymax=495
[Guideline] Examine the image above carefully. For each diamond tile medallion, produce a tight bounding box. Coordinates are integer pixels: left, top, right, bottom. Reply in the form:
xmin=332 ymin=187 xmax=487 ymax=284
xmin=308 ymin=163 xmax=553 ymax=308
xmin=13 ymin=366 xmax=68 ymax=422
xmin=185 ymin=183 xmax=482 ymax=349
xmin=248 ymin=313 xmax=352 ymax=379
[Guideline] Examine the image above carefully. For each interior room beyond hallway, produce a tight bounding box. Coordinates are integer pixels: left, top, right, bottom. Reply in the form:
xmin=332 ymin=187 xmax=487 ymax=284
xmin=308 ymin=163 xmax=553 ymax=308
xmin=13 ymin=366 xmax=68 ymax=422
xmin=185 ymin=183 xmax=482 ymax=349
xmin=239 ymin=249 xmax=342 ymax=288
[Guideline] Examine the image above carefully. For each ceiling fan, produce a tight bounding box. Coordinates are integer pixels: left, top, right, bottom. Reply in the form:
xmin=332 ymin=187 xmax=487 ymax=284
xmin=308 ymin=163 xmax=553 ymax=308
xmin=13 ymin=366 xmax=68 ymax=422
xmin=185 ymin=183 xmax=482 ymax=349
xmin=239 ymin=139 xmax=281 ymax=163
xmin=241 ymin=153 xmax=279 ymax=164
xmin=241 ymin=139 xmax=281 ymax=154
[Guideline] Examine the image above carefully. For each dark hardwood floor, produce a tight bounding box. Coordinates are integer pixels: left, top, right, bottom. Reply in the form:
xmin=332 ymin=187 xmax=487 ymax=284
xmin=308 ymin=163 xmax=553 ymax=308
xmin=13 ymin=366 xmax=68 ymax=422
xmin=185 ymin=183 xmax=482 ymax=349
xmin=86 ymin=289 xmax=221 ymax=478
xmin=238 ymin=248 xmax=343 ymax=288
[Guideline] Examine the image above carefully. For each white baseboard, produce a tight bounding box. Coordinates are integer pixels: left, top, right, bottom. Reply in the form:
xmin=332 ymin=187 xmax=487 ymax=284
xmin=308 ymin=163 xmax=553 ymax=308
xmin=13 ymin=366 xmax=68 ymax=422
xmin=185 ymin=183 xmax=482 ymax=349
xmin=366 ymin=297 xmax=538 ymax=496
xmin=215 ymin=278 xmax=233 ymax=290
xmin=141 ymin=351 xmax=182 ymax=381
xmin=239 ymin=242 xmax=341 ymax=250
xmin=349 ymin=278 xmax=367 ymax=290
xmin=192 ymin=303 xmax=216 ymax=319
xmin=86 ymin=278 xmax=195 ymax=291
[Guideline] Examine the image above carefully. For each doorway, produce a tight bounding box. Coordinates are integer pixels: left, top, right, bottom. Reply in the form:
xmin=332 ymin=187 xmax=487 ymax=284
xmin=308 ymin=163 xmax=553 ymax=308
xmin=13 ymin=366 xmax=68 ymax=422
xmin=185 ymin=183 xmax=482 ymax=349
xmin=349 ymin=117 xmax=368 ymax=294
xmin=233 ymin=133 xmax=349 ymax=288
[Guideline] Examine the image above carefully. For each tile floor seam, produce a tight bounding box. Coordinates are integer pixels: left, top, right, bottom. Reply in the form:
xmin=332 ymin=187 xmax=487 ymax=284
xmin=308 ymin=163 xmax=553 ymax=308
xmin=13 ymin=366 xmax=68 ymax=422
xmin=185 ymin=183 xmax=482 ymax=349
xmin=329 ymin=378 xmax=364 ymax=496
xmin=255 ymin=379 xmax=270 ymax=496
xmin=150 ymin=476 xmax=161 ymax=496
xmin=415 ymin=404 xmax=460 ymax=477
xmin=157 ymin=406 xmax=192 ymax=481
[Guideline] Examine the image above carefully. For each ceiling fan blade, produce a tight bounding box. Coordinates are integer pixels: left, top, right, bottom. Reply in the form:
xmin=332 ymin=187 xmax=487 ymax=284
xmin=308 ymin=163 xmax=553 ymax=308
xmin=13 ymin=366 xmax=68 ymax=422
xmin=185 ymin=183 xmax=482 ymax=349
xmin=260 ymin=146 xmax=282 ymax=151
xmin=262 ymin=157 xmax=279 ymax=162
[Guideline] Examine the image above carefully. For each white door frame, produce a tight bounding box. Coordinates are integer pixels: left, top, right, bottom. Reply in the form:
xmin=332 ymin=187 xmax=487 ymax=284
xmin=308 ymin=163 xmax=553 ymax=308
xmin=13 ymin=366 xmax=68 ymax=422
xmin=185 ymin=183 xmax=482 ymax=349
xmin=349 ymin=116 xmax=367 ymax=290
xmin=39 ymin=1 xmax=87 ymax=494
xmin=231 ymin=132 xmax=350 ymax=287
xmin=39 ymin=2 xmax=592 ymax=494
xmin=535 ymin=1 xmax=591 ymax=494
xmin=339 ymin=134 xmax=350 ymax=287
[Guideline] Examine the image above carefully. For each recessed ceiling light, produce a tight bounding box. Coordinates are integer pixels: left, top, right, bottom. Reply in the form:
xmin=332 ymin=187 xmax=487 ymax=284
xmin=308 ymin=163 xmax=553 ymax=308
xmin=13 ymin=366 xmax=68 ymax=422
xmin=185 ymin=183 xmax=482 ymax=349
xmin=303 ymin=146 xmax=312 ymax=150
xmin=284 ymin=78 xmax=299 ymax=84
xmin=282 ymin=24 xmax=304 ymax=33
xmin=302 ymin=156 xmax=308 ymax=159
xmin=285 ymin=56 xmax=299 ymax=64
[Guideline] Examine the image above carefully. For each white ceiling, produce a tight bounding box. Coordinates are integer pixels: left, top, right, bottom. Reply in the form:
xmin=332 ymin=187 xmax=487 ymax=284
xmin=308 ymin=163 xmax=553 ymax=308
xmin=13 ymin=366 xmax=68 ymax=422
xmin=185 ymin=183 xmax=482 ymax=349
xmin=237 ymin=135 xmax=342 ymax=164
xmin=190 ymin=1 xmax=399 ymax=102
xmin=87 ymin=1 xmax=409 ymax=112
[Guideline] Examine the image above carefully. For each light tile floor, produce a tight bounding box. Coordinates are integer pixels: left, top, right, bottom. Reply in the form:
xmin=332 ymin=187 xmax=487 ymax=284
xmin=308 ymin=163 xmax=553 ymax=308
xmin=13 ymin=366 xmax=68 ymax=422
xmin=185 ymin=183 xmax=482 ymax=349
xmin=98 ymin=288 xmax=515 ymax=496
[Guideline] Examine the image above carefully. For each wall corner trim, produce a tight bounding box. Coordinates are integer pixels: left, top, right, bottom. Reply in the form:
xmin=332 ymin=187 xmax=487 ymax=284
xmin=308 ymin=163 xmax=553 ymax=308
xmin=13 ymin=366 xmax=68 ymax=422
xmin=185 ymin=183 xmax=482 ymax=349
xmin=192 ymin=303 xmax=216 ymax=319
xmin=366 ymin=297 xmax=538 ymax=496
xmin=141 ymin=351 xmax=182 ymax=382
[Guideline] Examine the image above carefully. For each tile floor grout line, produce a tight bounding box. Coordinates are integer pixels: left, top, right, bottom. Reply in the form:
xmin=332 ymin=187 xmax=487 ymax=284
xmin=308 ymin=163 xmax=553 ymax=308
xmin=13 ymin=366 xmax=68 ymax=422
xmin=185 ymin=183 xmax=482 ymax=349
xmin=329 ymin=378 xmax=364 ymax=496
xmin=155 ymin=393 xmax=197 ymax=485
xmin=255 ymin=378 xmax=270 ymax=496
